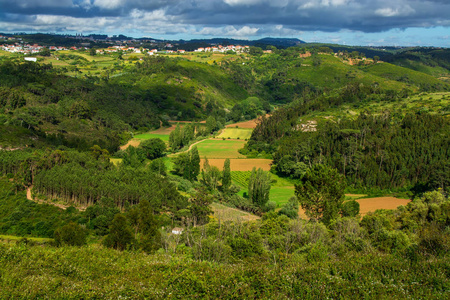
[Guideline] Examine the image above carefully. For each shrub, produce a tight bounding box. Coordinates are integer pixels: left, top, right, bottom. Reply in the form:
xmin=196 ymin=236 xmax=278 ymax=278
xmin=341 ymin=200 xmax=360 ymax=217
xmin=54 ymin=222 xmax=87 ymax=247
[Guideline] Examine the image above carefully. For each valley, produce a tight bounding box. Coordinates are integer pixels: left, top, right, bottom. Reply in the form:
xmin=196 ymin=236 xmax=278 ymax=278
xmin=0 ymin=39 xmax=449 ymax=299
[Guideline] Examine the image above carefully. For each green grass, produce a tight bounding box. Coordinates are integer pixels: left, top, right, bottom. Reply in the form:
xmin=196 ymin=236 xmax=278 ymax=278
xmin=134 ymin=133 xmax=170 ymax=142
xmin=217 ymin=128 xmax=253 ymax=140
xmin=110 ymin=158 xmax=123 ymax=166
xmin=269 ymin=186 xmax=295 ymax=206
xmin=232 ymin=171 xmax=296 ymax=206
xmin=0 ymin=234 xmax=53 ymax=244
xmin=196 ymin=139 xmax=246 ymax=159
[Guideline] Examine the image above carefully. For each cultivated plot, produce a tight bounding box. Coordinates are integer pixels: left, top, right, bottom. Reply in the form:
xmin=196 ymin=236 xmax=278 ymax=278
xmin=217 ymin=128 xmax=253 ymax=140
xmin=357 ymin=197 xmax=410 ymax=216
xmin=201 ymin=158 xmax=271 ymax=171
xmin=211 ymin=202 xmax=260 ymax=222
xmin=196 ymin=139 xmax=246 ymax=158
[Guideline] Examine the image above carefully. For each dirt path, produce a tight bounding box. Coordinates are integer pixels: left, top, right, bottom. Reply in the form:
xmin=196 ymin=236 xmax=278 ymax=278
xmin=26 ymin=186 xmax=86 ymax=211
xmin=167 ymin=138 xmax=210 ymax=157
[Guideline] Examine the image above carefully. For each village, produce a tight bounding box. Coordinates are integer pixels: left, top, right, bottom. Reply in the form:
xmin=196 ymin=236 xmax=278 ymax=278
xmin=0 ymin=34 xmax=251 ymax=55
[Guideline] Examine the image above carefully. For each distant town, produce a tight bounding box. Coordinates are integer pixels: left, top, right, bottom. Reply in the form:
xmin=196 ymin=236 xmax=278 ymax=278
xmin=0 ymin=34 xmax=253 ymax=55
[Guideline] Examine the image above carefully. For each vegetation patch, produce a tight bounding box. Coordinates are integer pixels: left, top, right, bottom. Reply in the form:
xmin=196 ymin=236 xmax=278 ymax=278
xmin=211 ymin=202 xmax=260 ymax=222
xmin=202 ymin=158 xmax=271 ymax=171
xmin=196 ymin=140 xmax=247 ymax=158
xmin=217 ymin=128 xmax=253 ymax=139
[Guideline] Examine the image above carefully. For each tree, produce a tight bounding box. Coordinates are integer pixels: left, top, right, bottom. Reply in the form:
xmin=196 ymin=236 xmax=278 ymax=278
xmin=249 ymin=46 xmax=263 ymax=56
xmin=189 ymin=188 xmax=213 ymax=226
xmin=189 ymin=146 xmax=200 ymax=181
xmin=205 ymin=116 xmax=217 ymax=134
xmin=149 ymin=157 xmax=167 ymax=176
xmin=90 ymin=48 xmax=97 ymax=56
xmin=373 ymin=56 xmax=380 ymax=63
xmin=295 ymin=164 xmax=346 ymax=225
xmin=222 ymin=158 xmax=231 ymax=190
xmin=139 ymin=138 xmax=166 ymax=160
xmin=172 ymin=147 xmax=200 ymax=181
xmin=103 ymin=213 xmax=135 ymax=251
xmin=201 ymin=158 xmax=221 ymax=191
xmin=248 ymin=167 xmax=271 ymax=208
xmin=342 ymin=200 xmax=360 ymax=217
xmin=169 ymin=124 xmax=182 ymax=150
xmin=138 ymin=199 xmax=161 ymax=253
xmin=54 ymin=222 xmax=87 ymax=246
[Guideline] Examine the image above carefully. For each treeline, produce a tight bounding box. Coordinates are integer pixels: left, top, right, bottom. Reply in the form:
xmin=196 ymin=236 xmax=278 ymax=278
xmin=0 ymin=148 xmax=187 ymax=212
xmin=245 ymin=82 xmax=410 ymax=154
xmin=270 ymin=112 xmax=449 ymax=192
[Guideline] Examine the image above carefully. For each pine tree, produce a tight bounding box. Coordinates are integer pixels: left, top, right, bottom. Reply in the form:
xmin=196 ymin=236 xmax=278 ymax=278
xmin=190 ymin=146 xmax=200 ymax=181
xmin=103 ymin=213 xmax=134 ymax=251
xmin=295 ymin=164 xmax=346 ymax=225
xmin=222 ymin=158 xmax=231 ymax=190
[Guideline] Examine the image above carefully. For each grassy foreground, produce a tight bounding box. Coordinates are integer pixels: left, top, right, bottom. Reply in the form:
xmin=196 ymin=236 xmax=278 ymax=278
xmin=0 ymin=243 xmax=448 ymax=299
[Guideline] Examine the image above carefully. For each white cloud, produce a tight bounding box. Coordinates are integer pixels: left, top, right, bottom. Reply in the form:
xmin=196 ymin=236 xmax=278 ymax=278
xmin=375 ymin=5 xmax=415 ymax=17
xmin=93 ymin=0 xmax=123 ymax=10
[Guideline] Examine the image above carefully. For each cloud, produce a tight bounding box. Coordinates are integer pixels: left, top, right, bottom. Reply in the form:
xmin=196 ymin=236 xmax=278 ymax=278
xmin=0 ymin=0 xmax=448 ymax=41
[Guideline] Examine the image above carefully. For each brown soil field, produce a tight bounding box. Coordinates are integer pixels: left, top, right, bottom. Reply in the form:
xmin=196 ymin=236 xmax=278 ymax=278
xmin=226 ymin=119 xmax=259 ymax=129
xmin=357 ymin=197 xmax=410 ymax=216
xmin=200 ymin=158 xmax=272 ymax=171
xmin=119 ymin=139 xmax=141 ymax=150
xmin=226 ymin=114 xmax=270 ymax=129
xmin=298 ymin=196 xmax=410 ymax=220
xmin=150 ymin=125 xmax=177 ymax=135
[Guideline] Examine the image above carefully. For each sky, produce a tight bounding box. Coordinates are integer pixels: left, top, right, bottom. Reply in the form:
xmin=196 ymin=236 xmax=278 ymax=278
xmin=0 ymin=0 xmax=449 ymax=47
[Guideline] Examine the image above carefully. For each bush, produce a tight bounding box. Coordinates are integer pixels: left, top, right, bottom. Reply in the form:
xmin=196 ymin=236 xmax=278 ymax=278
xmin=342 ymin=200 xmax=360 ymax=217
xmin=54 ymin=222 xmax=87 ymax=247
xmin=192 ymin=237 xmax=232 ymax=263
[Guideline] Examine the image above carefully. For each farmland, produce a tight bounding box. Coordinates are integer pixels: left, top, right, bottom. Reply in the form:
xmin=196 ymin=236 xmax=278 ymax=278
xmin=196 ymin=139 xmax=246 ymax=158
xmin=216 ymin=128 xmax=253 ymax=140
xmin=200 ymin=158 xmax=271 ymax=171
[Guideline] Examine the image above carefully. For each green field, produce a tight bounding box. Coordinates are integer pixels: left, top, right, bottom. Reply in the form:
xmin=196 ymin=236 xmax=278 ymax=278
xmin=0 ymin=234 xmax=53 ymax=244
xmin=134 ymin=133 xmax=170 ymax=142
xmin=217 ymin=128 xmax=253 ymax=140
xmin=232 ymin=171 xmax=296 ymax=206
xmin=196 ymin=139 xmax=246 ymax=158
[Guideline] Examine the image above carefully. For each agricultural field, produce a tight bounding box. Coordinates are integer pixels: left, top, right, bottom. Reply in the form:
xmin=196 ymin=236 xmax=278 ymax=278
xmin=200 ymin=158 xmax=271 ymax=171
xmin=216 ymin=128 xmax=253 ymax=140
xmin=357 ymin=197 xmax=411 ymax=216
xmin=196 ymin=139 xmax=246 ymax=159
xmin=133 ymin=133 xmax=170 ymax=142
xmin=211 ymin=202 xmax=260 ymax=222
xmin=231 ymin=171 xmax=296 ymax=206
xmin=226 ymin=118 xmax=260 ymax=129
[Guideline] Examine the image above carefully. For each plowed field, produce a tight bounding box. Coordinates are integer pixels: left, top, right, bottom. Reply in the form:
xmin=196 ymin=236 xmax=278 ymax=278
xmin=200 ymin=158 xmax=271 ymax=171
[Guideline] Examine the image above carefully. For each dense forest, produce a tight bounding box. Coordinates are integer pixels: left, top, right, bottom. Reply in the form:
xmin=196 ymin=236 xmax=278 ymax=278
xmin=0 ymin=42 xmax=449 ymax=298
xmin=248 ymin=110 xmax=450 ymax=193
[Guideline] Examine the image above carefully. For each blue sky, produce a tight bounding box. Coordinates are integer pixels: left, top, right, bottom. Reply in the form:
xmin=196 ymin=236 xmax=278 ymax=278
xmin=0 ymin=0 xmax=449 ymax=46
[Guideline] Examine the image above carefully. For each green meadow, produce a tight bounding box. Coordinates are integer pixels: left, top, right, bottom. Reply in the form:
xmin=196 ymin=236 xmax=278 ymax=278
xmin=196 ymin=139 xmax=247 ymax=159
